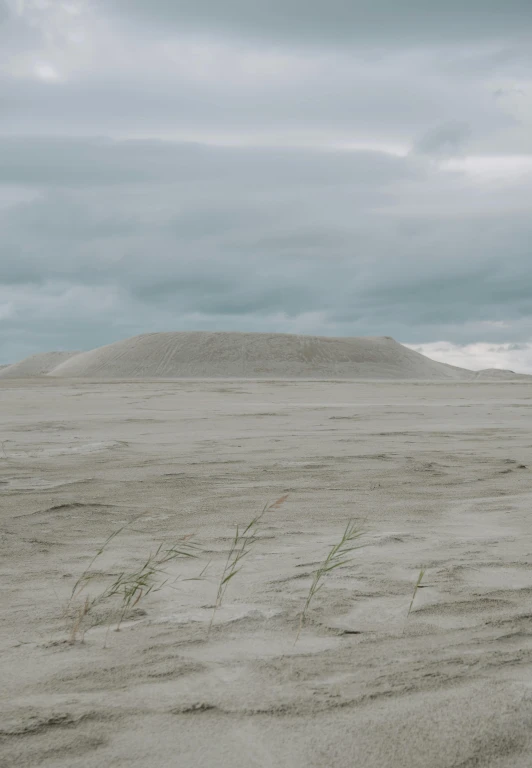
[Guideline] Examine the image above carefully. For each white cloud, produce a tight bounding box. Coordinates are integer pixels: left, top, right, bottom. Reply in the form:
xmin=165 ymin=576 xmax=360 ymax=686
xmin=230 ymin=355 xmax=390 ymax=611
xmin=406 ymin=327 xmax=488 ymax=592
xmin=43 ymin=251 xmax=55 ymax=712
xmin=405 ymin=340 xmax=532 ymax=373
xmin=35 ymin=61 xmax=59 ymax=79
xmin=442 ymin=155 xmax=532 ymax=180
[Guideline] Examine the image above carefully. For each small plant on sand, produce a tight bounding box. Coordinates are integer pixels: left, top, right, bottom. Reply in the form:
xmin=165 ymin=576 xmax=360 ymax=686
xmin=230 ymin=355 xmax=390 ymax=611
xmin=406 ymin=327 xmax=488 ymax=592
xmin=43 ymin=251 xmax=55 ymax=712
xmin=208 ymin=494 xmax=288 ymax=634
xmin=68 ymin=531 xmax=199 ymax=643
xmin=404 ymin=567 xmax=426 ymax=632
xmin=69 ymin=595 xmax=92 ymax=645
xmin=69 ymin=512 xmax=149 ymax=606
xmin=296 ymin=520 xmax=364 ymax=643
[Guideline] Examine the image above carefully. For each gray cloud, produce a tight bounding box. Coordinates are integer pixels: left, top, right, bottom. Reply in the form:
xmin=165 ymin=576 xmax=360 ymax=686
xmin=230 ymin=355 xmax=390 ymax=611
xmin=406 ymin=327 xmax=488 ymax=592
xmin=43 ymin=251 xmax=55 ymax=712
xmin=102 ymin=0 xmax=532 ymax=46
xmin=0 ymin=60 xmax=513 ymax=149
xmin=0 ymin=137 xmax=418 ymax=187
xmin=1 ymin=136 xmax=532 ymax=362
xmin=413 ymin=122 xmax=472 ymax=157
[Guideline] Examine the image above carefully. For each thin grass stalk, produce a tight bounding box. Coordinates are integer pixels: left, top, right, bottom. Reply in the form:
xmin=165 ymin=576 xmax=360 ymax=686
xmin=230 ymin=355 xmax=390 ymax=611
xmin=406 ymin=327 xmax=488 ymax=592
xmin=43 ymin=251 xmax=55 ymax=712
xmin=404 ymin=567 xmax=425 ymax=632
xmin=208 ymin=495 xmax=288 ymax=635
xmin=295 ymin=520 xmax=364 ymax=643
xmin=69 ymin=533 xmax=199 ymax=642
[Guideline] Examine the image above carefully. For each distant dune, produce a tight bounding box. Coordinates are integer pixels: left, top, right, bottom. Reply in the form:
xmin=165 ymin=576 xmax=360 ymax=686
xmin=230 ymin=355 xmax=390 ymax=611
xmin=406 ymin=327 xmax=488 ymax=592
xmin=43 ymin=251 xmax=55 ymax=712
xmin=47 ymin=332 xmax=471 ymax=380
xmin=0 ymin=351 xmax=80 ymax=378
xmin=469 ymin=368 xmax=532 ymax=381
xmin=2 ymin=333 xmax=529 ymax=380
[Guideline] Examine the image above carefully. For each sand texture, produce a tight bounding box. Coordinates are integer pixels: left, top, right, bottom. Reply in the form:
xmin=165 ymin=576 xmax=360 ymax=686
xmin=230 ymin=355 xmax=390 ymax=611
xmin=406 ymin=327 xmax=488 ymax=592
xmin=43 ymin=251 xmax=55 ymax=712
xmin=3 ymin=331 xmax=526 ymax=380
xmin=3 ymin=378 xmax=532 ymax=766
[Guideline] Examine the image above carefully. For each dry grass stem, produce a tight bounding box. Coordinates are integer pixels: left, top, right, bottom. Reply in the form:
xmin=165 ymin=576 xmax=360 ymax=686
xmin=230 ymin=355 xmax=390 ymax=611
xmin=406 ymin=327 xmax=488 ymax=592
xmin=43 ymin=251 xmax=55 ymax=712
xmin=69 ymin=511 xmax=150 ymax=607
xmin=68 ymin=529 xmax=199 ymax=643
xmin=404 ymin=567 xmax=426 ymax=631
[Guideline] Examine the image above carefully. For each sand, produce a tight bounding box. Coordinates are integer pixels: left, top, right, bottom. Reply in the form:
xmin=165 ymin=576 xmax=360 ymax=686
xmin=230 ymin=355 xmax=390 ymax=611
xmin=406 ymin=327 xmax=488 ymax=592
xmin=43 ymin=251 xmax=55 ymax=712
xmin=3 ymin=331 xmax=524 ymax=380
xmin=2 ymin=376 xmax=532 ymax=767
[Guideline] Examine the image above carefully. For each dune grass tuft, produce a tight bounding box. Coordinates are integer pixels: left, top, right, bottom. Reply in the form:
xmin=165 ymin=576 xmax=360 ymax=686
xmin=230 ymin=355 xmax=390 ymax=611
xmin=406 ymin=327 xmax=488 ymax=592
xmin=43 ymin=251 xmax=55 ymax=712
xmin=69 ymin=512 xmax=149 ymax=607
xmin=208 ymin=494 xmax=288 ymax=634
xmin=296 ymin=520 xmax=364 ymax=643
xmin=68 ymin=528 xmax=199 ymax=643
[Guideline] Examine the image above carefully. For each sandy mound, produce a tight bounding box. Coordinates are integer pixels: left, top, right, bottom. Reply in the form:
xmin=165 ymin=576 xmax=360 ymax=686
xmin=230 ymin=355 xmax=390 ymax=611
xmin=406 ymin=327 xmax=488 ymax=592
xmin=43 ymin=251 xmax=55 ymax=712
xmin=471 ymin=368 xmax=532 ymax=381
xmin=0 ymin=351 xmax=80 ymax=378
xmin=47 ymin=332 xmax=477 ymax=380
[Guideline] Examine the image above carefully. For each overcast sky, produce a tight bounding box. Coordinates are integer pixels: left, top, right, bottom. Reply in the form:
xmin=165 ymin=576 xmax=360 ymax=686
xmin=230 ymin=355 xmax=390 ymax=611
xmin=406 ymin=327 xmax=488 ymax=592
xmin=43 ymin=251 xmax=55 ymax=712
xmin=1 ymin=1 xmax=532 ymax=370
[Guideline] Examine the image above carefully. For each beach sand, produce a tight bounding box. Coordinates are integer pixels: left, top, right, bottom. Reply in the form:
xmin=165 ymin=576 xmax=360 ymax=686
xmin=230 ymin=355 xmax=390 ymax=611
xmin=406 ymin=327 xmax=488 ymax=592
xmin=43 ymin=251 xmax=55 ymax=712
xmin=2 ymin=377 xmax=532 ymax=767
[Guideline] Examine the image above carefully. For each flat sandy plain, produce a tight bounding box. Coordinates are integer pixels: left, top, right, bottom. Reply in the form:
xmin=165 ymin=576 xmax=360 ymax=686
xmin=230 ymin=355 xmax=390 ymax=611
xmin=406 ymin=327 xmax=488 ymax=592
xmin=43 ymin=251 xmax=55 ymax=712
xmin=3 ymin=377 xmax=532 ymax=767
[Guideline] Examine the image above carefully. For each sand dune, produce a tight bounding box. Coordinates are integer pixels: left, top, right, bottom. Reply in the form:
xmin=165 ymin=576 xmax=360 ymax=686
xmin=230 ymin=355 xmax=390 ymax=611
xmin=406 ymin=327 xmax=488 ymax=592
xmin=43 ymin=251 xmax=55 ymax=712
xmin=0 ymin=351 xmax=80 ymax=378
xmin=3 ymin=332 xmax=529 ymax=380
xmin=47 ymin=331 xmax=481 ymax=379
xmin=470 ymin=367 xmax=532 ymax=381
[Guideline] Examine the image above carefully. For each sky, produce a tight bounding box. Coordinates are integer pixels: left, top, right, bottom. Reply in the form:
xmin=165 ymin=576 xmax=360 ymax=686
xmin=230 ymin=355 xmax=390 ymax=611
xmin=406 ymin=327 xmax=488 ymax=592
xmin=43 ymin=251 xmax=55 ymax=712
xmin=1 ymin=1 xmax=532 ymax=371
